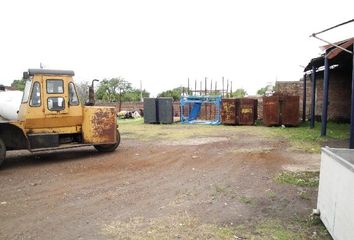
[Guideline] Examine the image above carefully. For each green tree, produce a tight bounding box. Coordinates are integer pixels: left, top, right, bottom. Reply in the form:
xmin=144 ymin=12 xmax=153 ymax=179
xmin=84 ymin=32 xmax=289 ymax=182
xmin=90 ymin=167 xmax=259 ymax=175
xmin=122 ymin=89 xmax=150 ymax=102
xmin=231 ymin=88 xmax=247 ymax=98
xmin=76 ymin=81 xmax=90 ymax=105
xmin=257 ymin=85 xmax=274 ymax=96
xmin=158 ymin=87 xmax=191 ymax=101
xmin=96 ymin=77 xmax=131 ymax=102
xmin=11 ymin=79 xmax=26 ymax=91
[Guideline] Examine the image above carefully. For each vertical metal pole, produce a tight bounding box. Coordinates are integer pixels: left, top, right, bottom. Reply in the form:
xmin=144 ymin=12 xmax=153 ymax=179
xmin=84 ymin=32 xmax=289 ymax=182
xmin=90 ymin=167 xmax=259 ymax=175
xmin=350 ymin=44 xmax=354 ymax=148
xmin=226 ymin=80 xmax=229 ymax=98
xmin=310 ymin=66 xmax=316 ymax=129
xmin=210 ymin=79 xmax=213 ymax=95
xmin=302 ymin=74 xmax=307 ymax=122
xmin=194 ymin=80 xmax=197 ymax=96
xmin=215 ymin=81 xmax=217 ymax=94
xmin=187 ymin=78 xmax=190 ymax=96
xmin=205 ymin=77 xmax=207 ymax=95
xmin=222 ymin=77 xmax=224 ymax=97
xmin=200 ymin=81 xmax=202 ymax=96
xmin=321 ymin=52 xmax=330 ymax=136
xmin=230 ymin=81 xmax=233 ymax=97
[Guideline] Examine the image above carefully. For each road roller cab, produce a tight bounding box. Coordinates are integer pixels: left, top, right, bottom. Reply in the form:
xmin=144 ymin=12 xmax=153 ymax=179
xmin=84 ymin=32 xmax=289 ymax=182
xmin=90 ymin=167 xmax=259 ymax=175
xmin=0 ymin=69 xmax=120 ymax=167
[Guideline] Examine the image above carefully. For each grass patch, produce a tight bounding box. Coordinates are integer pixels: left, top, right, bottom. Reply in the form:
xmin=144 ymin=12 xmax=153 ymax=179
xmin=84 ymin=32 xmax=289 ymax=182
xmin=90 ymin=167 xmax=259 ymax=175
xmin=118 ymin=119 xmax=349 ymax=152
xmin=265 ymin=189 xmax=276 ymax=199
xmin=236 ymin=218 xmax=331 ymax=240
xmin=239 ymin=195 xmax=253 ymax=204
xmin=275 ymin=171 xmax=319 ymax=187
xmin=102 ymin=213 xmax=330 ymax=240
xmin=298 ymin=190 xmax=311 ymax=200
xmin=102 ymin=213 xmax=236 ymax=240
xmin=268 ymin=122 xmax=349 ymax=152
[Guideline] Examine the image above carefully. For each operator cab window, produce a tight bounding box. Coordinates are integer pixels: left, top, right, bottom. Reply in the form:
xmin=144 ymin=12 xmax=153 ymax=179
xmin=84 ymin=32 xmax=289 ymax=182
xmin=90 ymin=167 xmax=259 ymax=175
xmin=30 ymin=82 xmax=41 ymax=107
xmin=22 ymin=80 xmax=32 ymax=103
xmin=48 ymin=97 xmax=65 ymax=111
xmin=69 ymin=82 xmax=79 ymax=106
xmin=46 ymin=80 xmax=64 ymax=94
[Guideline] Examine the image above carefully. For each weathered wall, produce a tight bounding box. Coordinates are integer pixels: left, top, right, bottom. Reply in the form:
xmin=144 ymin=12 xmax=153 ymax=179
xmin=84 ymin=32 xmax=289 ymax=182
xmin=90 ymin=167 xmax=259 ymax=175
xmin=99 ymin=70 xmax=352 ymax=123
xmin=275 ymin=69 xmax=352 ymax=122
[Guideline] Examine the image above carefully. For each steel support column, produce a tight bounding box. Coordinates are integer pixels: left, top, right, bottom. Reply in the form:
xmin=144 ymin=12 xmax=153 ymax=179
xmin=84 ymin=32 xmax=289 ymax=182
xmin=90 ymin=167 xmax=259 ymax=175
xmin=321 ymin=53 xmax=330 ymax=136
xmin=350 ymin=44 xmax=354 ymax=148
xmin=302 ymin=74 xmax=307 ymax=122
xmin=310 ymin=66 xmax=316 ymax=129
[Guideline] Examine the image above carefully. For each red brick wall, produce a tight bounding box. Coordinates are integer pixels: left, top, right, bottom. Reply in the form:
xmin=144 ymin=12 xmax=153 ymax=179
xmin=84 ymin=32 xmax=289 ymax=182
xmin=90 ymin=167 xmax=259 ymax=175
xmin=275 ymin=69 xmax=352 ymax=121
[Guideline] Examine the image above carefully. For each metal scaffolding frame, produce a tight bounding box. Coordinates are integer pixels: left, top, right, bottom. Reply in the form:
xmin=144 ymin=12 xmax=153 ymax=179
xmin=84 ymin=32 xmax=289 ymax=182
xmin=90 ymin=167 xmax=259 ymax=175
xmin=180 ymin=95 xmax=221 ymax=125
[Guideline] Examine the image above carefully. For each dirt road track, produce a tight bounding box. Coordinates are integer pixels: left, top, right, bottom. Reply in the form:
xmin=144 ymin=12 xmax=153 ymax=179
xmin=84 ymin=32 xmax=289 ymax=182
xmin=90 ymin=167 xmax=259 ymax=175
xmin=0 ymin=133 xmax=325 ymax=239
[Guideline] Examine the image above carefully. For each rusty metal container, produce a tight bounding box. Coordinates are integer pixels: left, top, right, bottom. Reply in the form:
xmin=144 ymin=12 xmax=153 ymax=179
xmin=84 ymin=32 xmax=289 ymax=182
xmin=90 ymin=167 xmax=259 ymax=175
xmin=221 ymin=99 xmax=237 ymax=125
xmin=263 ymin=95 xmax=299 ymax=126
xmin=263 ymin=96 xmax=280 ymax=126
xmin=281 ymin=96 xmax=299 ymax=126
xmin=221 ymin=98 xmax=258 ymax=125
xmin=238 ymin=98 xmax=258 ymax=125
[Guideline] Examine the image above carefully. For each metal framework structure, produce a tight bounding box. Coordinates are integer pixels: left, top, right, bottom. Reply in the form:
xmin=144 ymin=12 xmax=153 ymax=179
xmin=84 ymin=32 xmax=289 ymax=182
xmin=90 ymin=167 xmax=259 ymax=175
xmin=180 ymin=95 xmax=221 ymax=125
xmin=306 ymin=19 xmax=354 ymax=148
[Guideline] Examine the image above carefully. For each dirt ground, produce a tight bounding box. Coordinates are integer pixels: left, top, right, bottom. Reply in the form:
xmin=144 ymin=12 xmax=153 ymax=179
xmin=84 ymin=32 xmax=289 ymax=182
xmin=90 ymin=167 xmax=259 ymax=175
xmin=0 ymin=123 xmax=332 ymax=240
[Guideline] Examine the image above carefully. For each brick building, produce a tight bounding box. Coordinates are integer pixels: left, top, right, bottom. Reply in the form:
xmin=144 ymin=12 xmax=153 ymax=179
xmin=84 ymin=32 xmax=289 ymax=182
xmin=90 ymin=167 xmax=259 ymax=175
xmin=275 ymin=38 xmax=353 ymax=124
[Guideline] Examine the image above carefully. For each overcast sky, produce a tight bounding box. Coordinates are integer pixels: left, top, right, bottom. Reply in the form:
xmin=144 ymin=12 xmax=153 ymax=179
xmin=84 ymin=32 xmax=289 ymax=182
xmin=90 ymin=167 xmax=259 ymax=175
xmin=0 ymin=0 xmax=353 ymax=96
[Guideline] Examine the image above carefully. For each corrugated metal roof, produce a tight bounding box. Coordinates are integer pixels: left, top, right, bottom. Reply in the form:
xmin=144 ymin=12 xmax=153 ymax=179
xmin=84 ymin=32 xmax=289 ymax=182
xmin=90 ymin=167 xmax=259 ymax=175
xmin=321 ymin=37 xmax=354 ymax=59
xmin=304 ymin=37 xmax=353 ymax=72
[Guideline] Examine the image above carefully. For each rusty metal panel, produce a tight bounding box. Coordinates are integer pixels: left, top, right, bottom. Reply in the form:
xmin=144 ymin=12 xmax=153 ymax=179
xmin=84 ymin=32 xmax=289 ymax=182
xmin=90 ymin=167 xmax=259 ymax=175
xmin=281 ymin=96 xmax=300 ymax=126
xmin=82 ymin=106 xmax=116 ymax=144
xmin=238 ymin=98 xmax=258 ymax=125
xmin=263 ymin=96 xmax=280 ymax=126
xmin=221 ymin=99 xmax=237 ymax=125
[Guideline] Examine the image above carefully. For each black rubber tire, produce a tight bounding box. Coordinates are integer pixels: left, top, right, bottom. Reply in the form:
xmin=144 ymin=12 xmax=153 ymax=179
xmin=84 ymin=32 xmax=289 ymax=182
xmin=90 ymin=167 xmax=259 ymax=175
xmin=0 ymin=138 xmax=6 ymax=168
xmin=94 ymin=130 xmax=121 ymax=152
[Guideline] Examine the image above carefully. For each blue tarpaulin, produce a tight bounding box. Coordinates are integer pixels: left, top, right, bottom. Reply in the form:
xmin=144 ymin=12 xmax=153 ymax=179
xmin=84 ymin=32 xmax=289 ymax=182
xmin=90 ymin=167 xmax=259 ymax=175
xmin=188 ymin=102 xmax=202 ymax=121
xmin=180 ymin=95 xmax=221 ymax=125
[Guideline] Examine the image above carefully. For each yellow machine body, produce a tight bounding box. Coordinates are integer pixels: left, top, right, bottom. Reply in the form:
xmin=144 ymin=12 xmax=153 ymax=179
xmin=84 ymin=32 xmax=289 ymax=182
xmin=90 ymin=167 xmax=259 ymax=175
xmin=0 ymin=69 xmax=119 ymax=154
